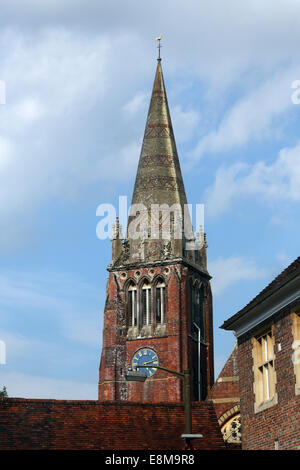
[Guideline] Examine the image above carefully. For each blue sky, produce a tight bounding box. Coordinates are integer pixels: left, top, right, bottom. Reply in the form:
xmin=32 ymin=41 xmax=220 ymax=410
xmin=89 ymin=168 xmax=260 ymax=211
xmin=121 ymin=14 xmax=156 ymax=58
xmin=0 ymin=0 xmax=300 ymax=398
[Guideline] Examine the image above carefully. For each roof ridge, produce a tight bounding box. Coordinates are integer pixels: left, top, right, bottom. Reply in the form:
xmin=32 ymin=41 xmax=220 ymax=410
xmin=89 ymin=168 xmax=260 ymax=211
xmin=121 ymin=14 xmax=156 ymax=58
xmin=221 ymin=255 xmax=300 ymax=329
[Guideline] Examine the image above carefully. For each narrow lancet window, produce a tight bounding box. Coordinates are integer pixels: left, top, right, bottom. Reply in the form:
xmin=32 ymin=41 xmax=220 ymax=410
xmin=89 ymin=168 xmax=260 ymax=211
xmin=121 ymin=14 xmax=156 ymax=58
xmin=128 ymin=282 xmax=138 ymax=327
xmin=156 ymin=281 xmax=166 ymax=324
xmin=191 ymin=282 xmax=205 ymax=340
xmin=141 ymin=280 xmax=151 ymax=326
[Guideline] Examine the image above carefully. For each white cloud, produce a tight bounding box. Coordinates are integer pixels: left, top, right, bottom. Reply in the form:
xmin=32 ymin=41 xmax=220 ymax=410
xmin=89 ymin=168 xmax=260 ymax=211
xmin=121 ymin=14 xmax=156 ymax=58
xmin=2 ymin=1 xmax=300 ymax=77
xmin=210 ymin=256 xmax=269 ymax=296
xmin=123 ymin=91 xmax=148 ymax=117
xmin=0 ymin=135 xmax=13 ymax=171
xmin=1 ymin=2 xmax=300 ymax=250
xmin=0 ymin=28 xmax=147 ymax=252
xmin=191 ymin=67 xmax=299 ymax=160
xmin=0 ymin=269 xmax=102 ymax=344
xmin=13 ymin=98 xmax=44 ymax=123
xmin=205 ymin=139 xmax=300 ymax=217
xmin=205 ymin=162 xmax=246 ymax=217
xmin=0 ymin=0 xmax=299 ymax=403
xmin=0 ymin=274 xmax=60 ymax=310
xmin=0 ymin=331 xmax=31 ymax=361
xmin=95 ymin=140 xmax=141 ymax=182
xmin=0 ymin=270 xmax=102 ymax=398
xmin=0 ymin=29 xmax=110 ymax=223
xmin=172 ymin=106 xmax=200 ymax=143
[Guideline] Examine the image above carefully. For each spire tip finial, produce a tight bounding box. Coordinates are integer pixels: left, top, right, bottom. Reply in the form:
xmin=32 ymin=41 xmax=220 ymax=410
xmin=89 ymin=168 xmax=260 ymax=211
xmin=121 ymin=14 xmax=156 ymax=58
xmin=155 ymin=35 xmax=162 ymax=60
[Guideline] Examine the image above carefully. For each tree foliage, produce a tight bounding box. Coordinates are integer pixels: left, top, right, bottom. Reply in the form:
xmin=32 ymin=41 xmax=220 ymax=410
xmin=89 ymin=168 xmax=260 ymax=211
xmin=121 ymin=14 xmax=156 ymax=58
xmin=0 ymin=386 xmax=8 ymax=398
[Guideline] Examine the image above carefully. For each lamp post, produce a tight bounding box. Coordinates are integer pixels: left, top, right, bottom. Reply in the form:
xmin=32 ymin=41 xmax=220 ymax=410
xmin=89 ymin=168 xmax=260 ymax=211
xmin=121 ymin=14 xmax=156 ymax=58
xmin=125 ymin=364 xmax=192 ymax=434
xmin=125 ymin=364 xmax=203 ymax=448
xmin=193 ymin=322 xmax=201 ymax=401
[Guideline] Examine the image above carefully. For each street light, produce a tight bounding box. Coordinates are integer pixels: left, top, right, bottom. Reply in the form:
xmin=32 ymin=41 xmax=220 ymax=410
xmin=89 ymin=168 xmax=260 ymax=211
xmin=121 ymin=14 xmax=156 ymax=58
xmin=125 ymin=369 xmax=147 ymax=382
xmin=125 ymin=364 xmax=192 ymax=434
xmin=193 ymin=322 xmax=201 ymax=401
xmin=125 ymin=364 xmax=203 ymax=448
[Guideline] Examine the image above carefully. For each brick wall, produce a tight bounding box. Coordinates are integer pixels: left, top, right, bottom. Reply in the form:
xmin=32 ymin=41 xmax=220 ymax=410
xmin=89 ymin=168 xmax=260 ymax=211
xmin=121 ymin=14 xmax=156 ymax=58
xmin=208 ymin=346 xmax=240 ymax=423
xmin=0 ymin=399 xmax=226 ymax=450
xmin=99 ymin=263 xmax=214 ymax=403
xmin=238 ymin=305 xmax=300 ymax=450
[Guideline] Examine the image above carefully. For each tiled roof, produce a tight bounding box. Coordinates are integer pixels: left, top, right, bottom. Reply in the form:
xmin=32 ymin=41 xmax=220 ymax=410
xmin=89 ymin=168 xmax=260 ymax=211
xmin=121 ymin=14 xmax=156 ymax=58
xmin=0 ymin=398 xmax=226 ymax=450
xmin=221 ymin=256 xmax=300 ymax=330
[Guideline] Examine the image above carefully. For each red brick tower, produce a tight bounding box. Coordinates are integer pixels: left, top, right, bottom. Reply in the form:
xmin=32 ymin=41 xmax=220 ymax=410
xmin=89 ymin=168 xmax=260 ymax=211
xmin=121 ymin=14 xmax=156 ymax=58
xmin=98 ymin=57 xmax=214 ymax=403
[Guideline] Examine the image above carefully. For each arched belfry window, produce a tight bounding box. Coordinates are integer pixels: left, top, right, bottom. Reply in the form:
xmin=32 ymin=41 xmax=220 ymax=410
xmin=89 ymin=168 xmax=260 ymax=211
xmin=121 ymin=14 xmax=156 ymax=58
xmin=155 ymin=279 xmax=166 ymax=324
xmin=127 ymin=281 xmax=138 ymax=327
xmin=141 ymin=280 xmax=151 ymax=326
xmin=191 ymin=281 xmax=205 ymax=340
xmin=196 ymin=284 xmax=205 ymax=339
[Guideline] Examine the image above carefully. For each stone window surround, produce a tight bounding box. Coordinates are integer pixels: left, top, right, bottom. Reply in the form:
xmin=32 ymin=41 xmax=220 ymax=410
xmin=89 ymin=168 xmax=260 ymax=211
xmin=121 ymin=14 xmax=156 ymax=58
xmin=252 ymin=325 xmax=278 ymax=414
xmin=142 ymin=281 xmax=151 ymax=326
xmin=126 ymin=277 xmax=166 ymax=338
xmin=220 ymin=413 xmax=242 ymax=443
xmin=291 ymin=308 xmax=300 ymax=396
xmin=128 ymin=282 xmax=138 ymax=328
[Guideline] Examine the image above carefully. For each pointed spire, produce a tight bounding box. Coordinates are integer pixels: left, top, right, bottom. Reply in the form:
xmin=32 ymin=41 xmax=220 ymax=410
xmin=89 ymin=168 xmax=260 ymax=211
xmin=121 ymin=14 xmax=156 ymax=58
xmin=117 ymin=56 xmax=198 ymax=266
xmin=131 ymin=59 xmax=188 ymax=211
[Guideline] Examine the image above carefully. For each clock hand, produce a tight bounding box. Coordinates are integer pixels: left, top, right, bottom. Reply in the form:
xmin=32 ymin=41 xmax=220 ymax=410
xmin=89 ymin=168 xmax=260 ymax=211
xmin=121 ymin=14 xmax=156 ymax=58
xmin=140 ymin=360 xmax=157 ymax=366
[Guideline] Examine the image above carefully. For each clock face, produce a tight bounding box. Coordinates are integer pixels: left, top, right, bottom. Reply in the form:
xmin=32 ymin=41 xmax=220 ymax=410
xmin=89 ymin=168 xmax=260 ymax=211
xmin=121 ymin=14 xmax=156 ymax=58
xmin=132 ymin=348 xmax=159 ymax=377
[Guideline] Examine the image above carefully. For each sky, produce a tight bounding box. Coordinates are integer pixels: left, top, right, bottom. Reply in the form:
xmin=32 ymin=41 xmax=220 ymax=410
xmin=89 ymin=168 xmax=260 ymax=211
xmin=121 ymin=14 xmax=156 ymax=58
xmin=0 ymin=0 xmax=300 ymax=399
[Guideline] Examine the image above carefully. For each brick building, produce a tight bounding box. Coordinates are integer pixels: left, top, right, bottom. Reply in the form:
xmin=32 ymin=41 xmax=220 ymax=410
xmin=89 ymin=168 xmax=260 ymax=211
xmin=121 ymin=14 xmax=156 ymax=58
xmin=208 ymin=345 xmax=241 ymax=445
xmin=9 ymin=50 xmax=300 ymax=452
xmin=99 ymin=56 xmax=214 ymax=403
xmin=222 ymin=256 xmax=300 ymax=450
xmin=0 ymin=55 xmax=227 ymax=451
xmin=0 ymin=52 xmax=296 ymax=451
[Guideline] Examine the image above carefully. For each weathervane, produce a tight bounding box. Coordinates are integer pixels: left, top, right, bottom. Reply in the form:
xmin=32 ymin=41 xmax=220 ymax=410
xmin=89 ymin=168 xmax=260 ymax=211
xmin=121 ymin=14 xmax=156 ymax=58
xmin=155 ymin=35 xmax=162 ymax=60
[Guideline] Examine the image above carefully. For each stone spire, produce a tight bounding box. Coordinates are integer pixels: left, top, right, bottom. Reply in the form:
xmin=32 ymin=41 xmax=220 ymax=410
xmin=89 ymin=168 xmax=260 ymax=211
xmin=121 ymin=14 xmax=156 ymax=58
xmin=111 ymin=58 xmax=205 ymax=268
xmin=130 ymin=58 xmax=188 ymax=211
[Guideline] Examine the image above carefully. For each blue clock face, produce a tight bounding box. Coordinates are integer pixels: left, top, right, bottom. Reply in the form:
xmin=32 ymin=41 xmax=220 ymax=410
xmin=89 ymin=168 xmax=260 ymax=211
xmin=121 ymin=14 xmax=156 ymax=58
xmin=132 ymin=348 xmax=159 ymax=377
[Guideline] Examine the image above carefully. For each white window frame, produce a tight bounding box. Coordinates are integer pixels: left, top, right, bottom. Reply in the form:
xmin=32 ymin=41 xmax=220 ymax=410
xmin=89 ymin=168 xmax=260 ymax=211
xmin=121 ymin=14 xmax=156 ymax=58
xmin=292 ymin=310 xmax=300 ymax=396
xmin=252 ymin=328 xmax=278 ymax=413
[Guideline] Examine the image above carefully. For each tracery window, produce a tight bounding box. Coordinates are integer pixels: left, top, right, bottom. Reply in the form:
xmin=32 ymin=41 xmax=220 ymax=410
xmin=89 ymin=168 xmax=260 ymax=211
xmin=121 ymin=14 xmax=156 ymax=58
xmin=127 ymin=277 xmax=167 ymax=333
xmin=221 ymin=414 xmax=242 ymax=443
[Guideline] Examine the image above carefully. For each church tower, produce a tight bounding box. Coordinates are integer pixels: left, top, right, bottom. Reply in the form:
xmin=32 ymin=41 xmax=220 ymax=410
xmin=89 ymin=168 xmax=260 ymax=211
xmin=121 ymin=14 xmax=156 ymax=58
xmin=99 ymin=54 xmax=214 ymax=403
